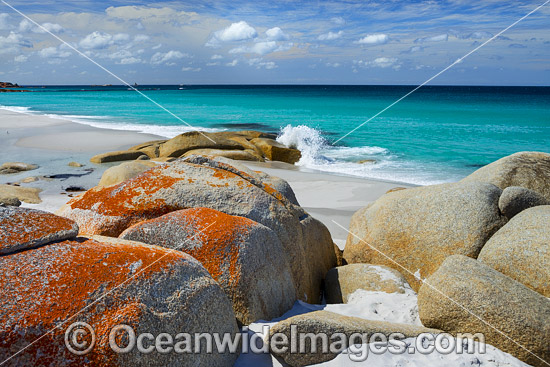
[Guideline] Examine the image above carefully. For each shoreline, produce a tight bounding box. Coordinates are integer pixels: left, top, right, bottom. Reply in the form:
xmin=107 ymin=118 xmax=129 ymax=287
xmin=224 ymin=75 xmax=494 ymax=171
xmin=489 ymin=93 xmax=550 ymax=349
xmin=0 ymin=107 xmax=413 ymax=244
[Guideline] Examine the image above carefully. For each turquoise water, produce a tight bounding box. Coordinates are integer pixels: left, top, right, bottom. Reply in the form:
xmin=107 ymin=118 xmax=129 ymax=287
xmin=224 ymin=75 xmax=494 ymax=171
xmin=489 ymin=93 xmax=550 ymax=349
xmin=1 ymin=85 xmax=549 ymax=185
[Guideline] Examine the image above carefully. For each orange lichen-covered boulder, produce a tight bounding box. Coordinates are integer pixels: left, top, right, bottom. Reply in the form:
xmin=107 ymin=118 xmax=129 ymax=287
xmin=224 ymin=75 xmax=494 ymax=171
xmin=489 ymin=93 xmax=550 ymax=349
xmin=120 ymin=207 xmax=296 ymax=325
xmin=58 ymin=156 xmax=337 ymax=304
xmin=0 ymin=206 xmax=78 ymax=255
xmin=0 ymin=237 xmax=239 ymax=366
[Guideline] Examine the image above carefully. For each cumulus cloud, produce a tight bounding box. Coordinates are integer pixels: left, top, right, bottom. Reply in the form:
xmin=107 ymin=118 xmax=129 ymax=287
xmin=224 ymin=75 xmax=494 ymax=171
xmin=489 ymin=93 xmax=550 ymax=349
xmin=38 ymin=46 xmax=71 ymax=59
xmin=226 ymin=59 xmax=238 ymax=67
xmin=79 ymin=31 xmax=113 ymax=49
xmin=229 ymin=41 xmax=292 ymax=55
xmin=414 ymin=34 xmax=448 ymax=43
xmin=326 ymin=62 xmax=341 ymax=67
xmin=0 ymin=32 xmax=31 ymax=55
xmin=211 ymin=54 xmax=223 ymax=60
xmin=151 ymin=50 xmax=189 ymax=64
xmin=357 ymin=34 xmax=389 ymax=45
xmin=265 ymin=27 xmax=289 ymax=41
xmin=119 ymin=57 xmax=142 ymax=64
xmin=18 ymin=19 xmax=64 ymax=34
xmin=206 ymin=21 xmax=257 ymax=47
xmin=318 ymin=31 xmax=343 ymax=41
xmin=247 ymin=58 xmax=277 ymax=69
xmin=79 ymin=31 xmax=131 ymax=49
xmin=355 ymin=57 xmax=399 ymax=68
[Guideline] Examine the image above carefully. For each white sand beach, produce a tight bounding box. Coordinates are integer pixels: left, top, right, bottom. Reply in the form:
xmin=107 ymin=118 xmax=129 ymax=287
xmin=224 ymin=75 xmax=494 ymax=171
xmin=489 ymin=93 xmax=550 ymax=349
xmin=0 ymin=107 xmax=411 ymax=242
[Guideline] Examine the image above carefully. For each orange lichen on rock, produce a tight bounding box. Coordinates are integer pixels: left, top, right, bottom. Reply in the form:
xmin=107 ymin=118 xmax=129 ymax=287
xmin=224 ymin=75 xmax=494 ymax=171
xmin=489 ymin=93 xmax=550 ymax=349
xmin=0 ymin=207 xmax=78 ymax=255
xmin=123 ymin=207 xmax=253 ymax=284
xmin=0 ymin=238 xmax=191 ymax=366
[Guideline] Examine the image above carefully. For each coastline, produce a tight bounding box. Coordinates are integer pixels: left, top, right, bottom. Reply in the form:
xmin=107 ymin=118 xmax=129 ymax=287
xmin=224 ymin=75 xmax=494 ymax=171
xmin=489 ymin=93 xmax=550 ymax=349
xmin=0 ymin=107 xmax=412 ymax=244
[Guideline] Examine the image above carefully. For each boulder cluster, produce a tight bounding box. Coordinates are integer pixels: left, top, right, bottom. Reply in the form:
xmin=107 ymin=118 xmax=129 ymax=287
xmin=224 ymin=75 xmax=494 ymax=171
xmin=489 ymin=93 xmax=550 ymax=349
xmin=1 ymin=150 xmax=549 ymax=366
xmin=89 ymin=130 xmax=302 ymax=164
xmin=280 ymin=151 xmax=548 ymax=367
xmin=0 ymin=155 xmax=336 ymax=365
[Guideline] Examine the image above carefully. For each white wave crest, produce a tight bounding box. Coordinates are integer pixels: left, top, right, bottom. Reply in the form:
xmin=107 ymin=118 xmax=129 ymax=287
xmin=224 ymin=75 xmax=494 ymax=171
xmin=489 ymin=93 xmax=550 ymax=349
xmin=276 ymin=124 xmax=331 ymax=165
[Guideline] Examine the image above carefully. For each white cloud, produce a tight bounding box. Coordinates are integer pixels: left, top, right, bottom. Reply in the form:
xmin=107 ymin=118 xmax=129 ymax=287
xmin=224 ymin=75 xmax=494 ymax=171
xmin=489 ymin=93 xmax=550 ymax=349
xmin=14 ymin=55 xmax=28 ymax=63
xmin=357 ymin=34 xmax=389 ymax=45
xmin=182 ymin=66 xmax=201 ymax=72
xmin=18 ymin=19 xmax=64 ymax=34
xmin=79 ymin=31 xmax=132 ymax=49
xmin=414 ymin=34 xmax=448 ymax=43
xmin=40 ymin=22 xmax=64 ymax=34
xmin=113 ymin=33 xmax=130 ymax=44
xmin=79 ymin=31 xmax=113 ymax=49
xmin=326 ymin=62 xmax=341 ymax=67
xmin=247 ymin=58 xmax=277 ymax=69
xmin=206 ymin=21 xmax=257 ymax=47
xmin=355 ymin=57 xmax=399 ymax=68
xmin=230 ymin=41 xmax=292 ymax=55
xmin=318 ymin=31 xmax=343 ymax=41
xmin=38 ymin=46 xmax=71 ymax=59
xmin=226 ymin=59 xmax=238 ymax=67
xmin=152 ymin=43 xmax=162 ymax=50
xmin=401 ymin=45 xmax=424 ymax=54
xmin=211 ymin=54 xmax=223 ymax=60
xmin=331 ymin=17 xmax=346 ymax=25
xmin=151 ymin=50 xmax=189 ymax=64
xmin=119 ymin=57 xmax=142 ymax=64
xmin=0 ymin=32 xmax=32 ymax=55
xmin=265 ymin=27 xmax=289 ymax=41
xmin=0 ymin=13 xmax=10 ymax=30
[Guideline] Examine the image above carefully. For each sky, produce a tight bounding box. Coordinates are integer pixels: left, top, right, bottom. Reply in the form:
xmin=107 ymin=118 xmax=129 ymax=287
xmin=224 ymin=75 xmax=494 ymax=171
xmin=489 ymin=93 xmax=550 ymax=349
xmin=0 ymin=0 xmax=549 ymax=85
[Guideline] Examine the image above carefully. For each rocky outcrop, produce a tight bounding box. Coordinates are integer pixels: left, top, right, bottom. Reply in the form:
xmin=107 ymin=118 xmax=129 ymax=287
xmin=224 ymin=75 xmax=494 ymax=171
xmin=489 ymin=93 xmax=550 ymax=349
xmin=120 ymin=207 xmax=295 ymax=325
xmin=498 ymin=186 xmax=549 ymax=219
xmin=267 ymin=311 xmax=441 ymax=367
xmin=0 ymin=184 xmax=42 ymax=204
xmin=418 ymin=255 xmax=550 ymax=367
xmin=159 ymin=131 xmax=244 ymax=158
xmin=58 ymin=156 xmax=336 ymax=303
xmin=343 ymin=181 xmax=507 ymax=290
xmin=90 ymin=131 xmax=301 ymax=165
xmin=98 ymin=161 xmax=157 ymax=187
xmin=478 ymin=205 xmax=550 ymax=297
xmin=250 ymin=138 xmax=301 ymax=164
xmin=0 ymin=237 xmax=239 ymax=367
xmin=0 ymin=207 xmax=239 ymax=366
xmin=0 ymin=162 xmax=38 ymax=174
xmin=0 ymin=206 xmax=79 ymax=255
xmin=90 ymin=150 xmax=145 ymax=164
xmin=461 ymin=151 xmax=550 ymax=200
xmin=182 ymin=148 xmax=264 ymax=162
xmin=324 ymin=264 xmax=412 ymax=304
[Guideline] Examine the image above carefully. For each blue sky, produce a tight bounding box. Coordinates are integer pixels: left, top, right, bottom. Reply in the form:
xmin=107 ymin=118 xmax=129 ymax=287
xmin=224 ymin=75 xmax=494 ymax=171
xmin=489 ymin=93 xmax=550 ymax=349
xmin=0 ymin=0 xmax=549 ymax=85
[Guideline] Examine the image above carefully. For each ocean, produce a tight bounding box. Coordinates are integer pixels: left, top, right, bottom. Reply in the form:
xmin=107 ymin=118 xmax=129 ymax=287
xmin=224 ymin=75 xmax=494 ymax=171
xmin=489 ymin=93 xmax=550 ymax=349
xmin=1 ymin=85 xmax=549 ymax=185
